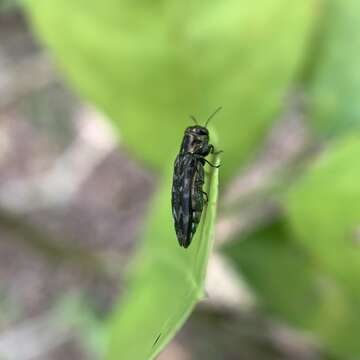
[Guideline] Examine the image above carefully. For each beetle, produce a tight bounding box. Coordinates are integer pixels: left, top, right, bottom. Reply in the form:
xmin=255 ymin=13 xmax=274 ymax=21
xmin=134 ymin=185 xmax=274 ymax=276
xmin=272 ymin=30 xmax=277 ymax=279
xmin=171 ymin=107 xmax=222 ymax=248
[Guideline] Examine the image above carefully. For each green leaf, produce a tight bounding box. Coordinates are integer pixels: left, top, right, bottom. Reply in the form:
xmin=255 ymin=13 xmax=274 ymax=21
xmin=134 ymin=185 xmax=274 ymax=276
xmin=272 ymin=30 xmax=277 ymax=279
xmin=286 ymin=134 xmax=360 ymax=357
xmin=307 ymin=0 xmax=360 ymax=137
xmin=106 ymin=152 xmax=219 ymax=360
xmin=223 ymin=218 xmax=360 ymax=358
xmin=223 ymin=221 xmax=321 ymax=329
xmin=286 ymin=135 xmax=360 ymax=283
xmin=24 ymin=0 xmax=317 ymax=179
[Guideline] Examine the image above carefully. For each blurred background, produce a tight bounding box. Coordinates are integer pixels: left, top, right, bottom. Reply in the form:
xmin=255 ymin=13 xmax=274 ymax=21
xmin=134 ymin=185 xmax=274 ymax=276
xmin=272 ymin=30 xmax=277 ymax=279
xmin=0 ymin=0 xmax=359 ymax=359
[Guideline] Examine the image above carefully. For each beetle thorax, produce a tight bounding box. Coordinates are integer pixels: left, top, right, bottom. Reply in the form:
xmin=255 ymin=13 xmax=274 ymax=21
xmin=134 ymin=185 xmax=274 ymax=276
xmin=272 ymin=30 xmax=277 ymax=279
xmin=180 ymin=126 xmax=209 ymax=155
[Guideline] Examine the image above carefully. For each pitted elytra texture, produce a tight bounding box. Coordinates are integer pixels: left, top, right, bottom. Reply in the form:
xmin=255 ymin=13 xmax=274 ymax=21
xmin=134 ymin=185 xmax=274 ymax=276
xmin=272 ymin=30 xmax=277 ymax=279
xmin=171 ymin=108 xmax=222 ymax=248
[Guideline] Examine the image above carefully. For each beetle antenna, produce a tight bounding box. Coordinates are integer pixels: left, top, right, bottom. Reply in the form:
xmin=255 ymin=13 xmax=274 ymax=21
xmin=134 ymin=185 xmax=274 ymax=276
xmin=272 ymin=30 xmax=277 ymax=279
xmin=205 ymin=106 xmax=222 ymax=127
xmin=189 ymin=115 xmax=198 ymax=125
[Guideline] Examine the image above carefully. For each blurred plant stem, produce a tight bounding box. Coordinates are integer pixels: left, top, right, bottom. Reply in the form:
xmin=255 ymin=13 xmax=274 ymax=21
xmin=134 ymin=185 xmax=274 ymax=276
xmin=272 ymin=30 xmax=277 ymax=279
xmin=216 ymin=97 xmax=320 ymax=246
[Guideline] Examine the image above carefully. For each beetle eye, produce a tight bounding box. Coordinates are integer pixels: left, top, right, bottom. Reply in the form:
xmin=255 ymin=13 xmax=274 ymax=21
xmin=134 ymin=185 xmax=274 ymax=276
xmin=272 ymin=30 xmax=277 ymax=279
xmin=197 ymin=128 xmax=208 ymax=135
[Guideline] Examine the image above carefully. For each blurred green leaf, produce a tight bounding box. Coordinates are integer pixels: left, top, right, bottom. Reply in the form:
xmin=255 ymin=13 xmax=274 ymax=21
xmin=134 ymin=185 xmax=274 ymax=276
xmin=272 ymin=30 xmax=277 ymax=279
xmin=223 ymin=213 xmax=360 ymax=358
xmin=223 ymin=221 xmax=321 ymax=328
xmin=106 ymin=152 xmax=219 ymax=360
xmin=286 ymin=134 xmax=360 ymax=357
xmin=25 ymin=0 xmax=316 ymax=179
xmin=286 ymin=135 xmax=360 ymax=285
xmin=307 ymin=0 xmax=360 ymax=137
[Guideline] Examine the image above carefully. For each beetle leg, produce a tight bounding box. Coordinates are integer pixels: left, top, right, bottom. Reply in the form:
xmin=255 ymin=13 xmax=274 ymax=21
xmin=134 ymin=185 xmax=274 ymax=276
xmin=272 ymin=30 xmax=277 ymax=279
xmin=192 ymin=154 xmax=220 ymax=168
xmin=209 ymin=145 xmax=223 ymax=155
xmin=204 ymin=159 xmax=221 ymax=168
